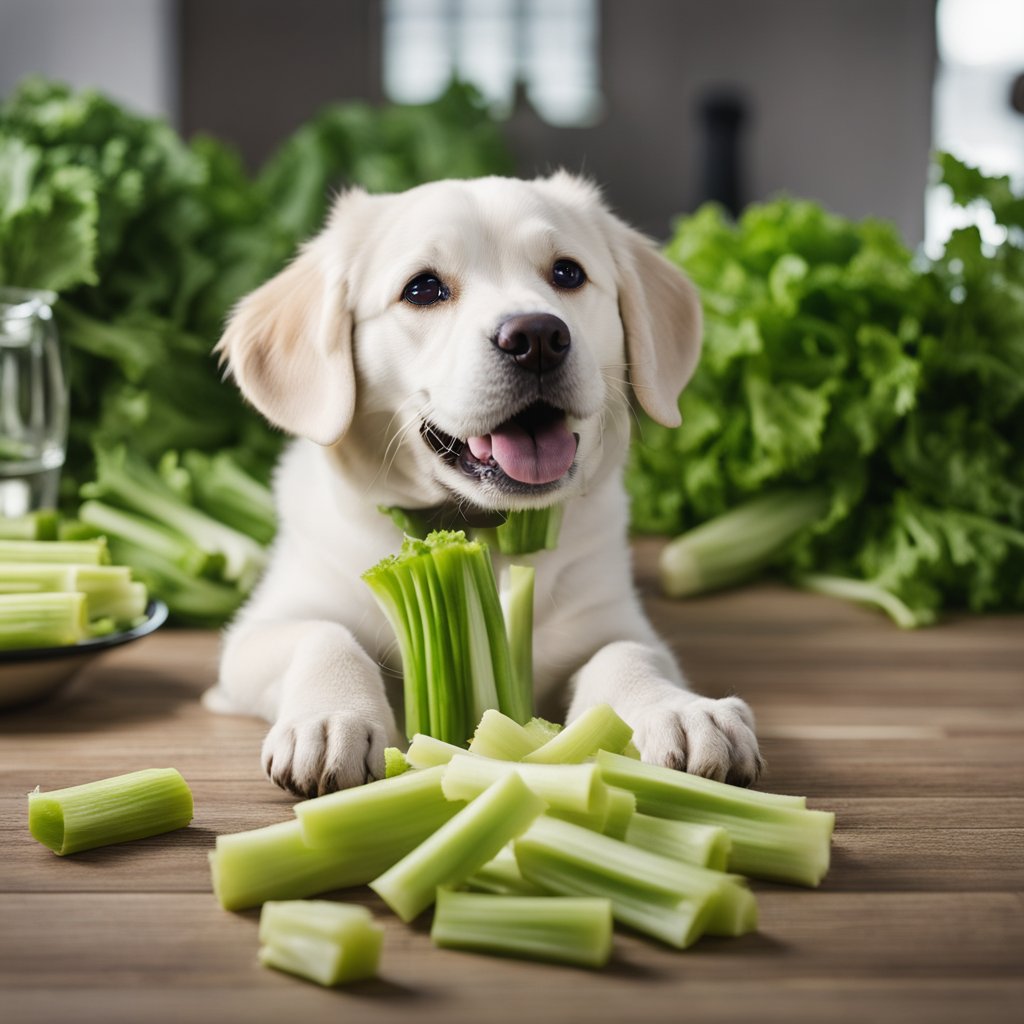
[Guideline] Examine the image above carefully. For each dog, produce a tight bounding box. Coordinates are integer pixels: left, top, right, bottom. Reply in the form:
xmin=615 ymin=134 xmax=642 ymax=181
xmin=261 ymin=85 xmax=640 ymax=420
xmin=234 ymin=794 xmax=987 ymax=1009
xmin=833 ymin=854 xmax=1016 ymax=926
xmin=203 ymin=173 xmax=764 ymax=797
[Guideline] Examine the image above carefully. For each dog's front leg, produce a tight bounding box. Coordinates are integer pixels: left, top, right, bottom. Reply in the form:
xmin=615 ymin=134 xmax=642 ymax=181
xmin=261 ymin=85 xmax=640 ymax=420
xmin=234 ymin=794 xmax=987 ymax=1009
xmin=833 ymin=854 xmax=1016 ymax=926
xmin=567 ymin=639 xmax=764 ymax=787
xmin=218 ymin=619 xmax=401 ymax=797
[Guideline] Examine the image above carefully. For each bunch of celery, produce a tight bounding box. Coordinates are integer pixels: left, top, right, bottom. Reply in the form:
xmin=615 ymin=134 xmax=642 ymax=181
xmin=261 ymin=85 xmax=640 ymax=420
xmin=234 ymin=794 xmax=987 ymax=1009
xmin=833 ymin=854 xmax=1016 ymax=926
xmin=0 ymin=535 xmax=148 ymax=648
xmin=209 ymin=704 xmax=835 ymax=978
xmin=362 ymin=530 xmax=534 ymax=743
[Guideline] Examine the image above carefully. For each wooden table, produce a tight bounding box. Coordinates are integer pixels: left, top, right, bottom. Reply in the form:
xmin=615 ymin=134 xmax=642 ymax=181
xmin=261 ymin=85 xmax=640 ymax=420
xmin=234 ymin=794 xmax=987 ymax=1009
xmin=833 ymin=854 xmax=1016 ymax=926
xmin=2 ymin=539 xmax=1022 ymax=1024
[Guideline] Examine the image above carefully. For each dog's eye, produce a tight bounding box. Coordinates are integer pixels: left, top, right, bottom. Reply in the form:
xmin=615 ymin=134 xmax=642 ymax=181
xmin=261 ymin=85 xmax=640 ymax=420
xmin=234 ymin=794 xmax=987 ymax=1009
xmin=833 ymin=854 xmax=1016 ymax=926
xmin=403 ymin=273 xmax=450 ymax=306
xmin=552 ymin=258 xmax=586 ymax=290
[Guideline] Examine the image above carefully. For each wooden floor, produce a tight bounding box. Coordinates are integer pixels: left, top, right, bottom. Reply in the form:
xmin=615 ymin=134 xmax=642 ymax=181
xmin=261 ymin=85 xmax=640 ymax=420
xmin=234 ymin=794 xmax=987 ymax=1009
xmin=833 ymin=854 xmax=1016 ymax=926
xmin=2 ymin=538 xmax=1022 ymax=1024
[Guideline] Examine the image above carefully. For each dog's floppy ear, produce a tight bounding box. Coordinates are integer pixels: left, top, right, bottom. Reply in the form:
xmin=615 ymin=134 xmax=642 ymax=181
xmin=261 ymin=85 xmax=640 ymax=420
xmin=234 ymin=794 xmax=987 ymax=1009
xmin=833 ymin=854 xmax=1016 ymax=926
xmin=215 ymin=232 xmax=355 ymax=446
xmin=608 ymin=219 xmax=703 ymax=428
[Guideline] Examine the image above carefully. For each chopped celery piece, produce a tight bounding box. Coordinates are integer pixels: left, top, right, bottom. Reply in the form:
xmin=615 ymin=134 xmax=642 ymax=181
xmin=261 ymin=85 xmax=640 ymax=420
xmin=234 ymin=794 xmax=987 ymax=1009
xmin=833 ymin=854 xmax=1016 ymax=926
xmin=28 ymin=768 xmax=193 ymax=855
xmin=296 ymin=765 xmax=456 ymax=849
xmin=513 ymin=816 xmax=755 ymax=948
xmin=596 ymin=752 xmax=834 ymax=887
xmin=405 ymin=733 xmax=469 ymax=768
xmin=363 ymin=531 xmax=528 ymax=743
xmin=466 ymin=844 xmax=544 ymax=896
xmin=523 ymin=717 xmax=562 ymax=744
xmin=0 ymin=510 xmax=58 ymax=540
xmin=432 ymin=889 xmax=611 ymax=968
xmin=258 ymin=900 xmax=383 ymax=986
xmin=441 ymin=753 xmax=608 ymax=815
xmin=0 ymin=563 xmax=146 ymax=624
xmin=602 ymin=786 xmax=637 ymax=839
xmin=620 ymin=739 xmax=642 ymax=760
xmin=182 ymin=450 xmax=277 ymax=546
xmin=0 ymin=592 xmax=89 ymax=649
xmin=500 ymin=565 xmax=534 ymax=709
xmin=522 ymin=703 xmax=633 ymax=764
xmin=477 ymin=505 xmax=564 ymax=555
xmin=626 ymin=813 xmax=731 ymax=871
xmin=468 ymin=708 xmax=543 ymax=761
xmin=370 ymin=771 xmax=544 ymax=922
xmin=0 ymin=537 xmax=108 ymax=565
xmin=384 ymin=747 xmax=411 ymax=778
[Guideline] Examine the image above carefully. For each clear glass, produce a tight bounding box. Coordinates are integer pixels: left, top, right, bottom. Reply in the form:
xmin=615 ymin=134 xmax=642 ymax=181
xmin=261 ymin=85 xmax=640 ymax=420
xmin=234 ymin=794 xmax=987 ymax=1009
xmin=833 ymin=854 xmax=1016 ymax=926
xmin=0 ymin=288 xmax=69 ymax=516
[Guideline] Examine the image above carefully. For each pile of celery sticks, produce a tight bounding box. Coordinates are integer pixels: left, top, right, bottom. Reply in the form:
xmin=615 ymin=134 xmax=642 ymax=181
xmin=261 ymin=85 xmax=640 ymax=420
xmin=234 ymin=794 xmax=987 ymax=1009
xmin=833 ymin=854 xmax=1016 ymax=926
xmin=210 ymin=704 xmax=835 ymax=977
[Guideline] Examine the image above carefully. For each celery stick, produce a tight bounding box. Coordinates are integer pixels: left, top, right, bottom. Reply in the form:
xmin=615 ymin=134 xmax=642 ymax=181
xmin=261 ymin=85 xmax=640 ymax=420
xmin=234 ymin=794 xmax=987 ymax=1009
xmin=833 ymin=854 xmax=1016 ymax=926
xmin=626 ymin=813 xmax=731 ymax=871
xmin=523 ymin=717 xmax=562 ymax=744
xmin=0 ymin=510 xmax=58 ymax=540
xmin=258 ymin=901 xmax=383 ymax=986
xmin=522 ymin=703 xmax=633 ymax=764
xmin=476 ymin=505 xmax=564 ymax=555
xmin=500 ymin=565 xmax=534 ymax=716
xmin=28 ymin=768 xmax=193 ymax=855
xmin=513 ymin=816 xmax=754 ymax=948
xmin=384 ymin=747 xmax=411 ymax=778
xmin=466 ymin=844 xmax=544 ymax=896
xmin=0 ymin=537 xmax=109 ymax=565
xmin=0 ymin=563 xmax=146 ymax=624
xmin=0 ymin=592 xmax=89 ymax=649
xmin=602 ymin=787 xmax=637 ymax=839
xmin=432 ymin=889 xmax=611 ymax=968
xmin=468 ymin=708 xmax=543 ymax=761
xmin=405 ymin=733 xmax=469 ymax=768
xmin=296 ymin=765 xmax=456 ymax=849
xmin=370 ymin=771 xmax=545 ymax=922
xmin=441 ymin=753 xmax=608 ymax=815
xmin=596 ymin=751 xmax=834 ymax=887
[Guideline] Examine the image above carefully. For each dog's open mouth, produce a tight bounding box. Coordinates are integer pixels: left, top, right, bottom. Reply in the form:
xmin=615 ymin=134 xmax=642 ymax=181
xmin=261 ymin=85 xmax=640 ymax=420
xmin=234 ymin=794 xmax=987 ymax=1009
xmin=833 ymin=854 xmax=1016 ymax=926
xmin=422 ymin=401 xmax=579 ymax=490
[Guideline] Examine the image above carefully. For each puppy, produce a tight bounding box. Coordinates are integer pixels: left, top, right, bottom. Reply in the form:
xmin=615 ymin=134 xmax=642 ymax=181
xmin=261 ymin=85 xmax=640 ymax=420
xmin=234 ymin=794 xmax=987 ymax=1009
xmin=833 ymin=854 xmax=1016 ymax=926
xmin=204 ymin=173 xmax=763 ymax=797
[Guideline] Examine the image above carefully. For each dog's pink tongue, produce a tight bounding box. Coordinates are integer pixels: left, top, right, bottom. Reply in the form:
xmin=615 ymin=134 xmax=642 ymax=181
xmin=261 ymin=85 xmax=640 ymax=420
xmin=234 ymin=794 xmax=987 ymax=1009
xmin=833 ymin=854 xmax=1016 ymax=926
xmin=484 ymin=418 xmax=577 ymax=485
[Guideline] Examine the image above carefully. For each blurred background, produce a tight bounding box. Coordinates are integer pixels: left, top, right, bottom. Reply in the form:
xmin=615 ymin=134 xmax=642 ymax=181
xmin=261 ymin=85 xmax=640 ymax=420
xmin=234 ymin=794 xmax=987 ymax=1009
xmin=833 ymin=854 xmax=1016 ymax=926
xmin=1 ymin=0 xmax=1022 ymax=249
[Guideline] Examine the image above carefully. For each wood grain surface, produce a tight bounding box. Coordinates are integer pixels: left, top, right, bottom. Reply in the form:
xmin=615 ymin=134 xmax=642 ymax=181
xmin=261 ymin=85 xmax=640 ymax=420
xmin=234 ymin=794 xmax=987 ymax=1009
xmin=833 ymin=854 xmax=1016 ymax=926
xmin=2 ymin=538 xmax=1022 ymax=1024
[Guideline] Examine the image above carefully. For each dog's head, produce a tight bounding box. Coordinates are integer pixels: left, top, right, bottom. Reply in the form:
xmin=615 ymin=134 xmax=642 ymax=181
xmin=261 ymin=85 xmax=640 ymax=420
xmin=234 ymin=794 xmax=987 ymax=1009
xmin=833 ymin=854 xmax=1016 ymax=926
xmin=216 ymin=174 xmax=701 ymax=512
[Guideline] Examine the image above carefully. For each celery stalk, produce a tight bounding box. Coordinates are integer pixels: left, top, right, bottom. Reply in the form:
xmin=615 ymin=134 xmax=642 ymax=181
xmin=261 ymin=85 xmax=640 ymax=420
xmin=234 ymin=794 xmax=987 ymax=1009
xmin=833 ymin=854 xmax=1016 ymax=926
xmin=0 ymin=537 xmax=108 ymax=565
xmin=28 ymin=768 xmax=193 ymax=855
xmin=258 ymin=901 xmax=383 ymax=986
xmin=521 ymin=703 xmax=633 ymax=764
xmin=602 ymin=787 xmax=637 ymax=839
xmin=523 ymin=717 xmax=562 ymax=744
xmin=500 ymin=565 xmax=534 ymax=712
xmin=406 ymin=733 xmax=469 ymax=768
xmin=596 ymin=751 xmax=834 ymax=886
xmin=0 ymin=563 xmax=146 ymax=623
xmin=476 ymin=506 xmax=564 ymax=555
xmin=441 ymin=753 xmax=608 ymax=815
xmin=369 ymin=771 xmax=545 ymax=922
xmin=431 ymin=889 xmax=612 ymax=968
xmin=465 ymin=844 xmax=544 ymax=896
xmin=295 ymin=765 xmax=457 ymax=848
xmin=468 ymin=708 xmax=543 ymax=760
xmin=514 ymin=816 xmax=754 ymax=948
xmin=626 ymin=813 xmax=732 ymax=871
xmin=384 ymin=747 xmax=411 ymax=777
xmin=0 ymin=510 xmax=58 ymax=540
xmin=0 ymin=592 xmax=89 ymax=649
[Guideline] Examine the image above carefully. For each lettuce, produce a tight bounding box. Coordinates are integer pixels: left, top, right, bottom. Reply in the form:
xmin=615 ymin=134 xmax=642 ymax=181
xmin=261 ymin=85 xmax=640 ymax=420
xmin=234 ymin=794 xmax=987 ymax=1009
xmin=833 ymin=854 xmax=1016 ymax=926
xmin=629 ymin=154 xmax=1024 ymax=625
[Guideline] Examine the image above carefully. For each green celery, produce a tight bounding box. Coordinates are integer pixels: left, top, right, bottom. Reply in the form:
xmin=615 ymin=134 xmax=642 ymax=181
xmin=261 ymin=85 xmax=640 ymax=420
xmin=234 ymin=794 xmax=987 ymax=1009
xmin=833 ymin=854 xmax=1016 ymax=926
xmin=369 ymin=771 xmax=544 ymax=922
xmin=0 ymin=562 xmax=146 ymax=624
xmin=0 ymin=537 xmax=108 ymax=565
xmin=28 ymin=768 xmax=193 ymax=855
xmin=476 ymin=506 xmax=564 ymax=555
xmin=431 ymin=889 xmax=611 ymax=968
xmin=384 ymin=747 xmax=411 ymax=777
xmin=523 ymin=717 xmax=562 ymax=744
xmin=295 ymin=765 xmax=457 ymax=849
xmin=0 ymin=592 xmax=89 ymax=649
xmin=405 ymin=733 xmax=469 ymax=768
xmin=258 ymin=900 xmax=383 ymax=986
xmin=545 ymin=785 xmax=634 ymax=837
xmin=500 ymin=564 xmax=534 ymax=712
xmin=597 ymin=751 xmax=834 ymax=886
xmin=0 ymin=510 xmax=58 ymax=540
xmin=182 ymin=450 xmax=277 ymax=546
xmin=522 ymin=703 xmax=633 ymax=764
xmin=626 ymin=813 xmax=731 ymax=871
xmin=468 ymin=708 xmax=543 ymax=760
xmin=514 ymin=816 xmax=755 ymax=948
xmin=465 ymin=844 xmax=544 ymax=896
xmin=441 ymin=753 xmax=608 ymax=815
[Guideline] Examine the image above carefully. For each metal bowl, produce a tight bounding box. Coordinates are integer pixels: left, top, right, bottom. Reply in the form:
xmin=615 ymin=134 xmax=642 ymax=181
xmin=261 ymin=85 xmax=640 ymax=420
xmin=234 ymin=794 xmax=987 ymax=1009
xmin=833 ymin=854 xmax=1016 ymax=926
xmin=0 ymin=600 xmax=169 ymax=710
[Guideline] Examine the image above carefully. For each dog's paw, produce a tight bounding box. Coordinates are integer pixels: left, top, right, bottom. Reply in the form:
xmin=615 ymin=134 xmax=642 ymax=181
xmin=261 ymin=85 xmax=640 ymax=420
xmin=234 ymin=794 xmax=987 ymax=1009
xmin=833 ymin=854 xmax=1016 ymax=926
xmin=261 ymin=712 xmax=389 ymax=797
xmin=630 ymin=694 xmax=765 ymax=787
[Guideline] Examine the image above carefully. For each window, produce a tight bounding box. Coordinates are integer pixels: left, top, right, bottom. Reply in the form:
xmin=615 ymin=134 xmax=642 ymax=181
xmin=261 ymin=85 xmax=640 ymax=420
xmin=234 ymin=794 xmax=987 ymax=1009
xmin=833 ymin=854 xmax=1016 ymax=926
xmin=382 ymin=0 xmax=603 ymax=127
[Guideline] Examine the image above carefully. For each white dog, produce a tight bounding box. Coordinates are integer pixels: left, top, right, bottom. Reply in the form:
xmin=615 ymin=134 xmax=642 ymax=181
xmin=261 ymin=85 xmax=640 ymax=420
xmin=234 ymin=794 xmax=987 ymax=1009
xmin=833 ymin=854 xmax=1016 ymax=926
xmin=204 ymin=174 xmax=763 ymax=797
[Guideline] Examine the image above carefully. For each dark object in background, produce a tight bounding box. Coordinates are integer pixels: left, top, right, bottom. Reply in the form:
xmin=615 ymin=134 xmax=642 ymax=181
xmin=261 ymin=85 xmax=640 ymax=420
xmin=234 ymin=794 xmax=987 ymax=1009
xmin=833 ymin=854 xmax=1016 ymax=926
xmin=697 ymin=90 xmax=749 ymax=217
xmin=1011 ymin=72 xmax=1024 ymax=116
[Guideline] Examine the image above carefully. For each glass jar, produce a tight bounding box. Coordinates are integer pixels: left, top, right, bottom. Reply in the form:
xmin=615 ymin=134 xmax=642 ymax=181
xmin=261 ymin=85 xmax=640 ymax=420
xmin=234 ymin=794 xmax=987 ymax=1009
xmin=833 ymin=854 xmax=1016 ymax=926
xmin=0 ymin=288 xmax=69 ymax=517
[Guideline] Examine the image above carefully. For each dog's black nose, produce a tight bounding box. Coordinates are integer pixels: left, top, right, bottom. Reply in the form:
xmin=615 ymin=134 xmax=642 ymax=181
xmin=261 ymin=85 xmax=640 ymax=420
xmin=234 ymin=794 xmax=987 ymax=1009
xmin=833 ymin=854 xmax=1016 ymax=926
xmin=493 ymin=314 xmax=570 ymax=373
